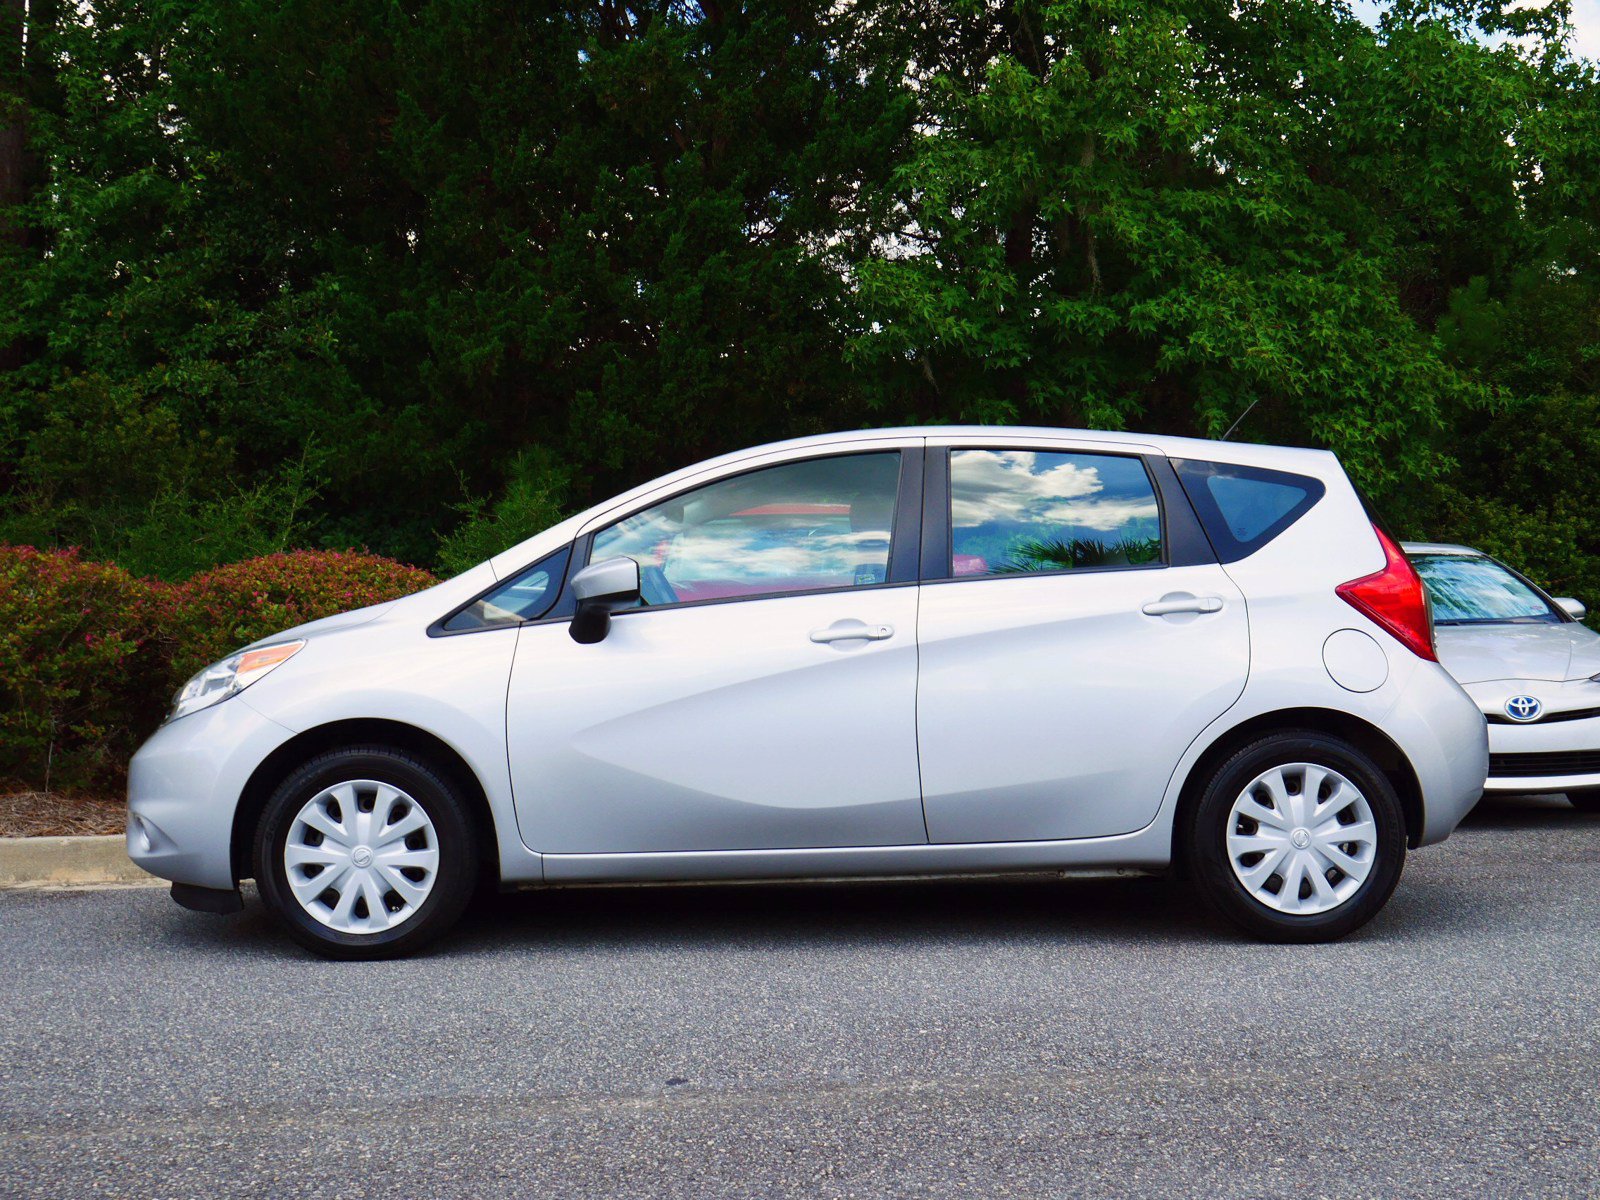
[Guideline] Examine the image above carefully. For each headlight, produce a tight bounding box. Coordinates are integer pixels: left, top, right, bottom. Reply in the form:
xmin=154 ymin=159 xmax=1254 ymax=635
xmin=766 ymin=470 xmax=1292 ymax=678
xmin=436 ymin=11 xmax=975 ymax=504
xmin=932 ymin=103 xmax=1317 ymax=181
xmin=168 ymin=639 xmax=306 ymax=722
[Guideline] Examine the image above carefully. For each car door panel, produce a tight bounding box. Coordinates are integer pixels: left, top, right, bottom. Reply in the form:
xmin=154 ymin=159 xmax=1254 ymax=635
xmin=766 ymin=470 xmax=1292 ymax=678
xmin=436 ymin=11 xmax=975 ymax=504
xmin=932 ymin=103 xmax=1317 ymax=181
xmin=507 ymin=588 xmax=925 ymax=854
xmin=913 ymin=441 xmax=1248 ymax=844
xmin=916 ymin=565 xmax=1248 ymax=842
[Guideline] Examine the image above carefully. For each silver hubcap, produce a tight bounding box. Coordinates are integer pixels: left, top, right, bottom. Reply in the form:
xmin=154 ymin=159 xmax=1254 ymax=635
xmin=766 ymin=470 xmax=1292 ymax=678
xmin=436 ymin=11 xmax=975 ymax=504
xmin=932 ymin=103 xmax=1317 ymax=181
xmin=284 ymin=780 xmax=440 ymax=935
xmin=1226 ymin=763 xmax=1378 ymax=915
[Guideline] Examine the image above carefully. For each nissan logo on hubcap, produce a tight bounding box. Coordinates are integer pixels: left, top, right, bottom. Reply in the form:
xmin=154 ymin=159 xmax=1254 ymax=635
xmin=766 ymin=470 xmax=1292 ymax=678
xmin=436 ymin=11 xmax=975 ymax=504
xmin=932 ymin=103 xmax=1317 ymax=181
xmin=1504 ymin=695 xmax=1543 ymax=722
xmin=1290 ymin=828 xmax=1311 ymax=849
xmin=352 ymin=846 xmax=373 ymax=868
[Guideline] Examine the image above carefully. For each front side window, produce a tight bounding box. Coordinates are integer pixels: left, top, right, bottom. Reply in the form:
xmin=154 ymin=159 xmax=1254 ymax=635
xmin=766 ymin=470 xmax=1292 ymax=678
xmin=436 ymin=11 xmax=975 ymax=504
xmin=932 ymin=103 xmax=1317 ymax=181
xmin=947 ymin=449 xmax=1162 ymax=577
xmin=441 ymin=545 xmax=571 ymax=632
xmin=1412 ymin=554 xmax=1560 ymax=625
xmin=590 ymin=452 xmax=901 ymax=606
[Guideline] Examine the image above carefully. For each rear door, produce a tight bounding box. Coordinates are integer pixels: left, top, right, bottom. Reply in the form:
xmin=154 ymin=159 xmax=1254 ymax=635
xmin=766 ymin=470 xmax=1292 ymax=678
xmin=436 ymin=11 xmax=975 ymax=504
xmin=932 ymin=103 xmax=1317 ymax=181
xmin=915 ymin=438 xmax=1249 ymax=843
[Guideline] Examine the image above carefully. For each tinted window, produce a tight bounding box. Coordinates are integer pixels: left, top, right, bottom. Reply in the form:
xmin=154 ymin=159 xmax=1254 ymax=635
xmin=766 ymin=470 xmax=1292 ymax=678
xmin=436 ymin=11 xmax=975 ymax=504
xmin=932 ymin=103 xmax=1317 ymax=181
xmin=591 ymin=453 xmax=901 ymax=606
xmin=947 ymin=449 xmax=1162 ymax=576
xmin=441 ymin=546 xmax=570 ymax=632
xmin=1174 ymin=460 xmax=1324 ymax=562
xmin=1412 ymin=554 xmax=1559 ymax=624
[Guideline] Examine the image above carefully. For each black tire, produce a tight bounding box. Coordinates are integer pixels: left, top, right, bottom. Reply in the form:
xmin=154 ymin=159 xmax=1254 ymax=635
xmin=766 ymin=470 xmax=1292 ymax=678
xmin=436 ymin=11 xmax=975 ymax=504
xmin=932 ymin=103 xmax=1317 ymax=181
xmin=1183 ymin=731 xmax=1407 ymax=943
xmin=1568 ymin=789 xmax=1600 ymax=814
xmin=253 ymin=745 xmax=480 ymax=960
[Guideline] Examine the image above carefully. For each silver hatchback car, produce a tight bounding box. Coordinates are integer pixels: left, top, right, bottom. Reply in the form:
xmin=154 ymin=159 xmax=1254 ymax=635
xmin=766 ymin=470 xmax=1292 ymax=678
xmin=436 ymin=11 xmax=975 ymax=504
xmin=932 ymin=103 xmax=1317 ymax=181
xmin=128 ymin=428 xmax=1488 ymax=957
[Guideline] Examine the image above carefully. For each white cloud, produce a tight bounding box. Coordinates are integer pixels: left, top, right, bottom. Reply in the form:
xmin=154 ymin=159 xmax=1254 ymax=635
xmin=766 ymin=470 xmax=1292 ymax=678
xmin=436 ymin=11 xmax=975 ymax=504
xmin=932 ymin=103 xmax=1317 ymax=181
xmin=949 ymin=450 xmax=1159 ymax=534
xmin=1573 ymin=0 xmax=1600 ymax=58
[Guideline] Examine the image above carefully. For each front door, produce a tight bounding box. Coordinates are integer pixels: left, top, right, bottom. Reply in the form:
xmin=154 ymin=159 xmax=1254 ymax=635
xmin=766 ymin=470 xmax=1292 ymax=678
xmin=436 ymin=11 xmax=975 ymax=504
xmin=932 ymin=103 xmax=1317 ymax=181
xmin=506 ymin=449 xmax=927 ymax=854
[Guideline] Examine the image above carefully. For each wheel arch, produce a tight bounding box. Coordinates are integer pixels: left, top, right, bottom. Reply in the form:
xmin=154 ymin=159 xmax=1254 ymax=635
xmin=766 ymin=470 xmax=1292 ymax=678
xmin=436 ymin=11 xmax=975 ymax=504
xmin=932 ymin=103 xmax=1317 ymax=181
xmin=230 ymin=718 xmax=499 ymax=886
xmin=1171 ymin=707 xmax=1425 ymax=869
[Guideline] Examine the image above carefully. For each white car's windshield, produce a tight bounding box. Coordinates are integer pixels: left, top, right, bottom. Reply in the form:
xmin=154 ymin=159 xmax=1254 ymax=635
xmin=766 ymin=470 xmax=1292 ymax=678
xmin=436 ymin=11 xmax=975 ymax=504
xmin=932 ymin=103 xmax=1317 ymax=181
xmin=1412 ymin=553 xmax=1559 ymax=625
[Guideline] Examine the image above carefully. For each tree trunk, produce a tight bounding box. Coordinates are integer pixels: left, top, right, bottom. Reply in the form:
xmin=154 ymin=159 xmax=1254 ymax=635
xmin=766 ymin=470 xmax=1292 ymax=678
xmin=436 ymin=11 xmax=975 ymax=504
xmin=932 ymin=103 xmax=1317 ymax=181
xmin=1 ymin=0 xmax=51 ymax=377
xmin=0 ymin=0 xmax=26 ymax=239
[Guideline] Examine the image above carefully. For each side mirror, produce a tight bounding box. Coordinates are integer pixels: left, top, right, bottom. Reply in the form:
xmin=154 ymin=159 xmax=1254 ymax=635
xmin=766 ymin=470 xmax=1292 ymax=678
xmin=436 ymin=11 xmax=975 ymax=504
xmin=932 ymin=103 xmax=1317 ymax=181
xmin=1554 ymin=597 xmax=1587 ymax=622
xmin=569 ymin=556 xmax=641 ymax=644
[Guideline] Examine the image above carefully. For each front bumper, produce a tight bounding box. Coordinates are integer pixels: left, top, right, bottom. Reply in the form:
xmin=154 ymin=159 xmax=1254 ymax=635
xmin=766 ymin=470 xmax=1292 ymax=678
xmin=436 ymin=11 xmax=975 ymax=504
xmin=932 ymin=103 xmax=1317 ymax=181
xmin=126 ymin=698 xmax=295 ymax=890
xmin=1467 ymin=681 xmax=1600 ymax=795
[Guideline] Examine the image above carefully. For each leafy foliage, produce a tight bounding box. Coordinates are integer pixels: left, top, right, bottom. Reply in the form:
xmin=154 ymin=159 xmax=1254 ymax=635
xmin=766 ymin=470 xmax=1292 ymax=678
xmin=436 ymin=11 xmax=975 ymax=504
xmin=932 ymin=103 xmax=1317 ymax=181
xmin=436 ymin=451 xmax=572 ymax=578
xmin=0 ymin=546 xmax=436 ymax=790
xmin=0 ymin=0 xmax=913 ymax=568
xmin=0 ymin=1 xmax=1597 ymax=624
xmin=170 ymin=550 xmax=437 ymax=679
xmin=994 ymin=535 xmax=1163 ymax=573
xmin=0 ymin=546 xmax=169 ymax=788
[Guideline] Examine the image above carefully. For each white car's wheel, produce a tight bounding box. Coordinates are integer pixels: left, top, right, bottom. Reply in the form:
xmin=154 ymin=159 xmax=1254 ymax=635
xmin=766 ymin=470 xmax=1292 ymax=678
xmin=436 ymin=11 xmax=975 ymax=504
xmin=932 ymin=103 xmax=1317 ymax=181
xmin=1568 ymin=789 xmax=1600 ymax=814
xmin=1186 ymin=731 xmax=1406 ymax=942
xmin=1224 ymin=763 xmax=1378 ymax=915
xmin=283 ymin=780 xmax=442 ymax=935
xmin=254 ymin=746 xmax=478 ymax=959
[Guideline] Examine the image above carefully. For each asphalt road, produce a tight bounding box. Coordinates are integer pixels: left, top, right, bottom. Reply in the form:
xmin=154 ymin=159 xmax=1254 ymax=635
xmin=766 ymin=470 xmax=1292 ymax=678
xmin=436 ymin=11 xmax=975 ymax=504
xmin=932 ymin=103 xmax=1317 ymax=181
xmin=2 ymin=794 xmax=1598 ymax=1200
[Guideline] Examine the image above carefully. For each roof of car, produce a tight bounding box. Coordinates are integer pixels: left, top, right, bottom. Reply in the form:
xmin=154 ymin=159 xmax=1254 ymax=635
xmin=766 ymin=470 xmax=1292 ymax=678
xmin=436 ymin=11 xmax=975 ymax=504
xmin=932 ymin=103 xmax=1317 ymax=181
xmin=1401 ymin=542 xmax=1482 ymax=556
xmin=698 ymin=425 xmax=1344 ymax=473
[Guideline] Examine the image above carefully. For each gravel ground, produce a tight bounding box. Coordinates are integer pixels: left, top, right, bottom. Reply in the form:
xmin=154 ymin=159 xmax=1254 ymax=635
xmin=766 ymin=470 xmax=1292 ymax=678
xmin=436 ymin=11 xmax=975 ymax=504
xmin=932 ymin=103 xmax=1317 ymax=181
xmin=1 ymin=793 xmax=1597 ymax=1199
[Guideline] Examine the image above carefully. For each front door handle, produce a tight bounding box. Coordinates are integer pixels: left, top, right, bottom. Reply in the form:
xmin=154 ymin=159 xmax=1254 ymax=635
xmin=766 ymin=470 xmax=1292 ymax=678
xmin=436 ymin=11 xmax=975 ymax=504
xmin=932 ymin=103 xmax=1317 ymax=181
xmin=1141 ymin=594 xmax=1224 ymax=617
xmin=810 ymin=620 xmax=895 ymax=644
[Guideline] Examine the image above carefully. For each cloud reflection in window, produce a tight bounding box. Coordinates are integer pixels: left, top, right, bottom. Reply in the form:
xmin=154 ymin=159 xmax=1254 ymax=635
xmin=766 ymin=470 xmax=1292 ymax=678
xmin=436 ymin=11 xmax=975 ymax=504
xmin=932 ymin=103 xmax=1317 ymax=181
xmin=951 ymin=449 xmax=1161 ymax=576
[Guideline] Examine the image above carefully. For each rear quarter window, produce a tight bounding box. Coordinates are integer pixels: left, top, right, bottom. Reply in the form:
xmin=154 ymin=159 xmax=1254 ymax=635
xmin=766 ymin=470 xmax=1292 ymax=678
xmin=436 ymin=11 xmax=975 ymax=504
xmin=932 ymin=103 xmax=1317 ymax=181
xmin=1173 ymin=460 xmax=1325 ymax=562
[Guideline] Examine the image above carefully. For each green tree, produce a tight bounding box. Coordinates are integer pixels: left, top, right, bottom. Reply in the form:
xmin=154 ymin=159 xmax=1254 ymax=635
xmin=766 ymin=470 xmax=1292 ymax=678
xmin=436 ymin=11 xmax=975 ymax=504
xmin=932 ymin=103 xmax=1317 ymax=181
xmin=857 ymin=3 xmax=1542 ymax=485
xmin=0 ymin=0 xmax=1597 ymax=619
xmin=0 ymin=1 xmax=915 ymax=571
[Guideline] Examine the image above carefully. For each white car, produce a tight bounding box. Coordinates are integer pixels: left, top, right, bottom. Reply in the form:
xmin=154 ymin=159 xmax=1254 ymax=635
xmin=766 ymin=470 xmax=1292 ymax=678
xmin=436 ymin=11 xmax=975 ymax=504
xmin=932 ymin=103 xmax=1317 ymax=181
xmin=127 ymin=427 xmax=1488 ymax=957
xmin=1405 ymin=543 xmax=1600 ymax=813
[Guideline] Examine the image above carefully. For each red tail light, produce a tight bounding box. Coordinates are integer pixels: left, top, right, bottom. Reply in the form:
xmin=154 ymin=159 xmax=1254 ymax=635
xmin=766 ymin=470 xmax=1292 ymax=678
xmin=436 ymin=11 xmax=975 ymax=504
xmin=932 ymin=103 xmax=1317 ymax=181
xmin=1336 ymin=526 xmax=1437 ymax=662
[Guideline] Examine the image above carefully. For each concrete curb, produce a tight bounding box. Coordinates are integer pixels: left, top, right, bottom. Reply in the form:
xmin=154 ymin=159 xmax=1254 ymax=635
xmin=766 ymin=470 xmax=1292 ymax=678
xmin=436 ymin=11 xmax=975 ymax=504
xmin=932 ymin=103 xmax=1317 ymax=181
xmin=0 ymin=834 xmax=162 ymax=890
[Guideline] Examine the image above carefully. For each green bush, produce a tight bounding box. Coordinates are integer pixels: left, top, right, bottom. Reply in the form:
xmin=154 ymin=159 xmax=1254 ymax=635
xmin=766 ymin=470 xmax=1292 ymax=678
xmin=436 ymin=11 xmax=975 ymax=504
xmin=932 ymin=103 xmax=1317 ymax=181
xmin=169 ymin=550 xmax=438 ymax=682
xmin=436 ymin=451 xmax=572 ymax=578
xmin=0 ymin=546 xmax=172 ymax=790
xmin=0 ymin=546 xmax=438 ymax=793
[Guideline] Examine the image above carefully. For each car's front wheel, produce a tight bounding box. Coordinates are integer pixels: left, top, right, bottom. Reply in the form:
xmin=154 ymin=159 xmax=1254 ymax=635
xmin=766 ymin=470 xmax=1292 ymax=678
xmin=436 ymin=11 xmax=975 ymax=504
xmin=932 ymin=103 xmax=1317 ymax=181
xmin=1184 ymin=731 xmax=1407 ymax=942
xmin=1567 ymin=788 xmax=1600 ymax=814
xmin=253 ymin=746 xmax=479 ymax=959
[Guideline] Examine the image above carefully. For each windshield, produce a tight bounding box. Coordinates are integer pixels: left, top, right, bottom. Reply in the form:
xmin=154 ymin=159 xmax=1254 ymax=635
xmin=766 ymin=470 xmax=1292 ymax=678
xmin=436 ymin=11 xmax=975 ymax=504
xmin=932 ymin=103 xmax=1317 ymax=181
xmin=1411 ymin=553 xmax=1559 ymax=625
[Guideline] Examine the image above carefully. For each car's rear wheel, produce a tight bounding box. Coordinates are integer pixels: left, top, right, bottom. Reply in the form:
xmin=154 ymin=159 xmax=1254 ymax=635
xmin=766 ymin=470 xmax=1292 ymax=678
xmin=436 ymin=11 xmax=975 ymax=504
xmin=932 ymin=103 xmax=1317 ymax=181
xmin=253 ymin=746 xmax=479 ymax=959
xmin=1184 ymin=731 xmax=1407 ymax=942
xmin=1567 ymin=788 xmax=1600 ymax=814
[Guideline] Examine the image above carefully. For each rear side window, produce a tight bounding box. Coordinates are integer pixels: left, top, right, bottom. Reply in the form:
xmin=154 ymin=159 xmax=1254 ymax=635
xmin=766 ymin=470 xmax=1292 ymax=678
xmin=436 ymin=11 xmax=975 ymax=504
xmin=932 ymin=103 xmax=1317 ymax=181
xmin=947 ymin=449 xmax=1163 ymax=576
xmin=1173 ymin=460 xmax=1324 ymax=562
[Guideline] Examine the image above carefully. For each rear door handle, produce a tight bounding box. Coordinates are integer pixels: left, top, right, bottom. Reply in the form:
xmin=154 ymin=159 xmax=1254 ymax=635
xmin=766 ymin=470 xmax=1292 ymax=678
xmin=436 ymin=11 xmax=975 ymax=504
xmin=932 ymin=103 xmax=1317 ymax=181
xmin=810 ymin=620 xmax=894 ymax=644
xmin=1141 ymin=594 xmax=1224 ymax=617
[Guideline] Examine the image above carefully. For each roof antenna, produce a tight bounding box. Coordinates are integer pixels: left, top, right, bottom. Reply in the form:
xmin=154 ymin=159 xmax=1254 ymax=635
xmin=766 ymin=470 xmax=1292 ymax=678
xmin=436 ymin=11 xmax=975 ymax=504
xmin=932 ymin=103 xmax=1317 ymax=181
xmin=1221 ymin=397 xmax=1261 ymax=442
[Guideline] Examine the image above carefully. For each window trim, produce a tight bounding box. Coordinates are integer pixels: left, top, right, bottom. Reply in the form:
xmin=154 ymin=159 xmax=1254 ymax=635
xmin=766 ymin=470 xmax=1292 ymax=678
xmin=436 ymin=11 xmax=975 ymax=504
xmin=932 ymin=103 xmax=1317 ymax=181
xmin=1146 ymin=455 xmax=1217 ymax=568
xmin=579 ymin=447 xmax=925 ymax=616
xmin=922 ymin=445 xmax=1176 ymax=585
